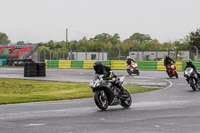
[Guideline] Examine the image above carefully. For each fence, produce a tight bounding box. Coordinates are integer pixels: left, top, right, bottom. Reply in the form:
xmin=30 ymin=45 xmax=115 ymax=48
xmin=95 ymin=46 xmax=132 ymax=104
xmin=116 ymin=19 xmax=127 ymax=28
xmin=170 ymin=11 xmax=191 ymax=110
xmin=45 ymin=60 xmax=200 ymax=71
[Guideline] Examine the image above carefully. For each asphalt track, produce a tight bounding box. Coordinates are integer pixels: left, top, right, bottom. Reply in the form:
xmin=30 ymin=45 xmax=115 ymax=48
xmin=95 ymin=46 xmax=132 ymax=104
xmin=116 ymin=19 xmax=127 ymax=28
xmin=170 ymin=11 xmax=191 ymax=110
xmin=1 ymin=68 xmax=200 ymax=133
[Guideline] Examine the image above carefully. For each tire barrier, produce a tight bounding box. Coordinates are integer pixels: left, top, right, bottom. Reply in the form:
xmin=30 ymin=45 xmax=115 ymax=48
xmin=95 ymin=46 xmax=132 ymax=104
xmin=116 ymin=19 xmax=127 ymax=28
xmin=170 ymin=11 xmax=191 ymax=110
xmin=37 ymin=63 xmax=46 ymax=77
xmin=24 ymin=62 xmax=46 ymax=77
xmin=6 ymin=59 xmax=34 ymax=66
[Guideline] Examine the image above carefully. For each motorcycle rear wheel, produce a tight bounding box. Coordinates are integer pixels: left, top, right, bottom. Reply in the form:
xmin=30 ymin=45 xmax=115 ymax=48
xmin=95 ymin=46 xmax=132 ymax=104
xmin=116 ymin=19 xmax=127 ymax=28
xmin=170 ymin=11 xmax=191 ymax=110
xmin=120 ymin=90 xmax=132 ymax=108
xmin=94 ymin=91 xmax=109 ymax=110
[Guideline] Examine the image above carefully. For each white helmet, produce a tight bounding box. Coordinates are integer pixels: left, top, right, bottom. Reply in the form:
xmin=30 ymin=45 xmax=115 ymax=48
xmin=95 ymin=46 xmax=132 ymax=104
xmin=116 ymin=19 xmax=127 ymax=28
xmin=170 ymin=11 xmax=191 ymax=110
xmin=127 ymin=56 xmax=130 ymax=59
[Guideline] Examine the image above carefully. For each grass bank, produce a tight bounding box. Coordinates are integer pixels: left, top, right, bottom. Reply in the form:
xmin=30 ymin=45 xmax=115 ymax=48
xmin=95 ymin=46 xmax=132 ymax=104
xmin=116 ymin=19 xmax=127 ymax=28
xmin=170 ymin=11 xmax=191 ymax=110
xmin=0 ymin=78 xmax=160 ymax=104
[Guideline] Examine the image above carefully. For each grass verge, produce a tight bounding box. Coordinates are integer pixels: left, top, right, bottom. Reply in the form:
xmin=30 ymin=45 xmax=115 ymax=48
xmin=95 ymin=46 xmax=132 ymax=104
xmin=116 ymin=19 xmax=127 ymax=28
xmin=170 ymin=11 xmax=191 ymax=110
xmin=0 ymin=78 xmax=161 ymax=104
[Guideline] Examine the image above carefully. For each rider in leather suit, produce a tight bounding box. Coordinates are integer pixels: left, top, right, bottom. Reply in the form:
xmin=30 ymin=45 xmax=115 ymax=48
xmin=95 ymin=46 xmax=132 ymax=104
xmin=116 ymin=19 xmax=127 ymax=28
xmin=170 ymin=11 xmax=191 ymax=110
xmin=93 ymin=61 xmax=125 ymax=96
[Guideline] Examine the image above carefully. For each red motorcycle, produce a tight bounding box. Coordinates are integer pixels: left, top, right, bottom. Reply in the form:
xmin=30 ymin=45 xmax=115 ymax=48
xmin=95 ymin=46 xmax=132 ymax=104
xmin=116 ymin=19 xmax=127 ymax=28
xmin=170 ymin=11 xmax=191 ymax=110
xmin=126 ymin=63 xmax=139 ymax=76
xmin=166 ymin=63 xmax=178 ymax=78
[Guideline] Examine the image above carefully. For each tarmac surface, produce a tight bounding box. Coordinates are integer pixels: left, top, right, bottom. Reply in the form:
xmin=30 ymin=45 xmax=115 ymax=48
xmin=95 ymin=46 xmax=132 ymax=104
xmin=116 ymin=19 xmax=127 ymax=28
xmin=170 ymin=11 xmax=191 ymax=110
xmin=1 ymin=67 xmax=200 ymax=133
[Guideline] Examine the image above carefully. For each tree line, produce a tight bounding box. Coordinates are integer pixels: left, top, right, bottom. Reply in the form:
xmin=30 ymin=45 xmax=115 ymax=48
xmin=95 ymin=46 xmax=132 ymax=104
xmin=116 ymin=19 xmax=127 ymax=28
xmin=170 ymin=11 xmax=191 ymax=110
xmin=0 ymin=29 xmax=200 ymax=60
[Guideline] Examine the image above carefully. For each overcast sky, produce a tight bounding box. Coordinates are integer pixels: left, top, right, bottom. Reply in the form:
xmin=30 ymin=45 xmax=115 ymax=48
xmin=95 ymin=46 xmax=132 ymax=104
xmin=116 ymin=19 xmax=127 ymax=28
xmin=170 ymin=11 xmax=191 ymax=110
xmin=0 ymin=0 xmax=200 ymax=43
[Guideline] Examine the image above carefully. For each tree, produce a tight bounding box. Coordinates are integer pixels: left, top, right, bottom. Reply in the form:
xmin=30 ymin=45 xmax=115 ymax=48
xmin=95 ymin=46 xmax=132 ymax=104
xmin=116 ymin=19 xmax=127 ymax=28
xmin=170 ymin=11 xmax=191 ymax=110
xmin=0 ymin=32 xmax=11 ymax=45
xmin=16 ymin=41 xmax=25 ymax=45
xmin=129 ymin=33 xmax=152 ymax=43
xmin=92 ymin=33 xmax=121 ymax=45
xmin=188 ymin=28 xmax=200 ymax=49
xmin=93 ymin=33 xmax=111 ymax=43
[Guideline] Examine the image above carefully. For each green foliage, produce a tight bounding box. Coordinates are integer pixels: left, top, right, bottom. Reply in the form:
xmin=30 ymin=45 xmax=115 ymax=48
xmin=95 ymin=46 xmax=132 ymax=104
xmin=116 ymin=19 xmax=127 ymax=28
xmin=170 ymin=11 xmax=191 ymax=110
xmin=0 ymin=32 xmax=10 ymax=45
xmin=188 ymin=28 xmax=200 ymax=49
xmin=3 ymin=30 xmax=199 ymax=60
xmin=129 ymin=33 xmax=152 ymax=43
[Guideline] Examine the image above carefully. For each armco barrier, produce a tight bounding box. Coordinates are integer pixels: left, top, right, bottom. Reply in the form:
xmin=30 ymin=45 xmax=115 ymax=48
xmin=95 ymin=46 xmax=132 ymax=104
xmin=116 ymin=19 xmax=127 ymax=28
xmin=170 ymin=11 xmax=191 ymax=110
xmin=102 ymin=61 xmax=111 ymax=67
xmin=45 ymin=60 xmax=197 ymax=71
xmin=137 ymin=61 xmax=157 ymax=70
xmin=157 ymin=61 xmax=166 ymax=70
xmin=157 ymin=61 xmax=182 ymax=71
xmin=193 ymin=62 xmax=200 ymax=71
xmin=83 ymin=60 xmax=96 ymax=69
xmin=47 ymin=60 xmax=59 ymax=68
xmin=59 ymin=60 xmax=71 ymax=68
xmin=71 ymin=61 xmax=83 ymax=68
xmin=111 ymin=60 xmax=126 ymax=70
xmin=175 ymin=62 xmax=182 ymax=71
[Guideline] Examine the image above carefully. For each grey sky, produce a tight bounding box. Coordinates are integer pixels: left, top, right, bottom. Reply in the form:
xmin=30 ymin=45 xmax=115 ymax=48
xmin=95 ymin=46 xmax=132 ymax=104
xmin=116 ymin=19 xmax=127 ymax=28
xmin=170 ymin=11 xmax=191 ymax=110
xmin=0 ymin=0 xmax=200 ymax=43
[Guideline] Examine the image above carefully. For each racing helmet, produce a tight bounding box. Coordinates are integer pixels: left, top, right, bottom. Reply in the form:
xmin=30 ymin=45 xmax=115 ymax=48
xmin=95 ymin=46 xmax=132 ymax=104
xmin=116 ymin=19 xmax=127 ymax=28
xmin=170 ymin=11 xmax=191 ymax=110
xmin=186 ymin=59 xmax=192 ymax=65
xmin=93 ymin=61 xmax=103 ymax=74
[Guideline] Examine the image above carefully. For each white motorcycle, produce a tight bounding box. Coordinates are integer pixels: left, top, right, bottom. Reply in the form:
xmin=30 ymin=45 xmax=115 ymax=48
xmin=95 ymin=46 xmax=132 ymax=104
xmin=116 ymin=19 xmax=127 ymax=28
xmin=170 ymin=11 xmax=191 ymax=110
xmin=126 ymin=63 xmax=139 ymax=76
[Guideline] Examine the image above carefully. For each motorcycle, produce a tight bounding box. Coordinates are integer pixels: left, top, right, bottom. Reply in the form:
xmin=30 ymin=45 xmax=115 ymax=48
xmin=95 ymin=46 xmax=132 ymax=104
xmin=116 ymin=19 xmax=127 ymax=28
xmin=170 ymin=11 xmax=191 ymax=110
xmin=184 ymin=67 xmax=200 ymax=91
xmin=166 ymin=63 xmax=178 ymax=78
xmin=126 ymin=63 xmax=139 ymax=76
xmin=89 ymin=75 xmax=132 ymax=110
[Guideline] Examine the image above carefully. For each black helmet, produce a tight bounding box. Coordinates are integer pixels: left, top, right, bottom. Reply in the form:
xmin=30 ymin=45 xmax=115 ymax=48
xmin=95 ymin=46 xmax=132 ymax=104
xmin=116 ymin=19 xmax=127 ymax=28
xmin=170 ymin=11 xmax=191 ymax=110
xmin=93 ymin=61 xmax=103 ymax=74
xmin=186 ymin=59 xmax=192 ymax=65
xmin=165 ymin=55 xmax=169 ymax=58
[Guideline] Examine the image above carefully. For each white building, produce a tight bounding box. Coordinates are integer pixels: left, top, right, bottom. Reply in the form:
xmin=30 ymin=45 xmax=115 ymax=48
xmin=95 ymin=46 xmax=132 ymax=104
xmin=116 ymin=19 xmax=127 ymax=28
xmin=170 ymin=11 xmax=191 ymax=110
xmin=68 ymin=51 xmax=108 ymax=60
xmin=129 ymin=51 xmax=190 ymax=61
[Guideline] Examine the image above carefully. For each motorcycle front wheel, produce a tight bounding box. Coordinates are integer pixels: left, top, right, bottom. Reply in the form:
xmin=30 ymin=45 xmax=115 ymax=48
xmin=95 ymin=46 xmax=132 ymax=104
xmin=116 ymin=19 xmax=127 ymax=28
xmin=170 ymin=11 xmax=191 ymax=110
xmin=175 ymin=71 xmax=178 ymax=78
xmin=127 ymin=69 xmax=132 ymax=75
xmin=120 ymin=90 xmax=132 ymax=108
xmin=136 ymin=70 xmax=140 ymax=76
xmin=94 ymin=90 xmax=109 ymax=110
xmin=190 ymin=79 xmax=197 ymax=91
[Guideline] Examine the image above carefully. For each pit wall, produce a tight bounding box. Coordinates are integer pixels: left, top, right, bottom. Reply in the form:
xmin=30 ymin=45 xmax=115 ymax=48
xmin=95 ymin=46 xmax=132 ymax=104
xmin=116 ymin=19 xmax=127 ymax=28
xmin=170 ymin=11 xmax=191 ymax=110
xmin=45 ymin=60 xmax=200 ymax=71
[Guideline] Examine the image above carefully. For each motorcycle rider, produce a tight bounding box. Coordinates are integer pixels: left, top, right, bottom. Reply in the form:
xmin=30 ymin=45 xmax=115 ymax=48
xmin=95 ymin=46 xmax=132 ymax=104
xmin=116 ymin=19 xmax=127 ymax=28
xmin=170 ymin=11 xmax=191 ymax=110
xmin=184 ymin=59 xmax=200 ymax=83
xmin=93 ymin=61 xmax=126 ymax=97
xmin=164 ymin=55 xmax=176 ymax=73
xmin=126 ymin=56 xmax=136 ymax=69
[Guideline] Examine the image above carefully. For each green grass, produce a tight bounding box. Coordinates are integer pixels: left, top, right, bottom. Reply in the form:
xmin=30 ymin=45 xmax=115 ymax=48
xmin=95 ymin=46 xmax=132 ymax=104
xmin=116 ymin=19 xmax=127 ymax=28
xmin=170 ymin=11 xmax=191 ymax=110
xmin=0 ymin=78 xmax=160 ymax=104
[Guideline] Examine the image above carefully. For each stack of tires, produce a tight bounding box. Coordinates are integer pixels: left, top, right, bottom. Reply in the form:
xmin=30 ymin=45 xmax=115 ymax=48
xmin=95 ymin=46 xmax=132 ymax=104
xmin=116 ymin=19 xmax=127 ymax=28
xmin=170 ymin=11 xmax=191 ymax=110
xmin=24 ymin=62 xmax=46 ymax=77
xmin=37 ymin=63 xmax=46 ymax=77
xmin=24 ymin=62 xmax=37 ymax=77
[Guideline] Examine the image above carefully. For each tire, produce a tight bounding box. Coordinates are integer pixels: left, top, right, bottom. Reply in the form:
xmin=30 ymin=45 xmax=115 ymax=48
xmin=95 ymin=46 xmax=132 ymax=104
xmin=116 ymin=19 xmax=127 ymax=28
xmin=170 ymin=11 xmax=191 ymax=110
xmin=136 ymin=70 xmax=140 ymax=76
xmin=24 ymin=73 xmax=28 ymax=77
xmin=37 ymin=66 xmax=46 ymax=70
xmin=94 ymin=91 xmax=109 ymax=110
xmin=27 ymin=70 xmax=37 ymax=73
xmin=37 ymin=73 xmax=46 ymax=77
xmin=27 ymin=66 xmax=37 ymax=70
xmin=27 ymin=62 xmax=37 ymax=66
xmin=175 ymin=71 xmax=178 ymax=79
xmin=37 ymin=63 xmax=46 ymax=67
xmin=120 ymin=89 xmax=132 ymax=108
xmin=127 ymin=69 xmax=131 ymax=75
xmin=37 ymin=70 xmax=45 ymax=73
xmin=167 ymin=71 xmax=172 ymax=78
xmin=190 ymin=79 xmax=197 ymax=91
xmin=26 ymin=73 xmax=37 ymax=77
